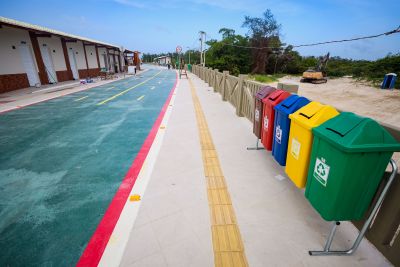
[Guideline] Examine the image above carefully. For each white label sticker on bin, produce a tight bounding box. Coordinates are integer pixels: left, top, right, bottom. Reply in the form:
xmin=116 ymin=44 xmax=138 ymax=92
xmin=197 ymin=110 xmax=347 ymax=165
xmin=291 ymin=138 xmax=301 ymax=160
xmin=313 ymin=157 xmax=330 ymax=187
xmin=275 ymin=125 xmax=282 ymax=144
xmin=264 ymin=116 xmax=269 ymax=130
xmin=255 ymin=109 xmax=260 ymax=122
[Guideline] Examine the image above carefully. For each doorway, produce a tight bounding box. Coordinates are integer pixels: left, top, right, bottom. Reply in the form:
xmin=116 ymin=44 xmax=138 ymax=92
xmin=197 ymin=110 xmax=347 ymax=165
xmin=68 ymin=48 xmax=79 ymax=80
xmin=102 ymin=54 xmax=108 ymax=71
xmin=109 ymin=55 xmax=114 ymax=72
xmin=40 ymin=44 xmax=57 ymax=84
xmin=19 ymin=42 xmax=40 ymax=87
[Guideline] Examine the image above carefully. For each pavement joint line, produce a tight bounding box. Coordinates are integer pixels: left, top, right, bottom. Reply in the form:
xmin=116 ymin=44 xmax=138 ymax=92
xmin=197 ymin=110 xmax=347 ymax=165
xmin=97 ymin=70 xmax=162 ymax=106
xmin=188 ymin=77 xmax=249 ymax=267
xmin=74 ymin=95 xmax=89 ymax=102
xmin=137 ymin=95 xmax=145 ymax=101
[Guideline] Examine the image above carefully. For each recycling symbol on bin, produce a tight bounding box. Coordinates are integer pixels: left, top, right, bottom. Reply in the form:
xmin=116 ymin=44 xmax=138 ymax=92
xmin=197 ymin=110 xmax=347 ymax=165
xmin=313 ymin=157 xmax=330 ymax=187
xmin=275 ymin=125 xmax=282 ymax=144
xmin=255 ymin=110 xmax=260 ymax=122
xmin=316 ymin=163 xmax=326 ymax=176
xmin=263 ymin=116 xmax=269 ymax=130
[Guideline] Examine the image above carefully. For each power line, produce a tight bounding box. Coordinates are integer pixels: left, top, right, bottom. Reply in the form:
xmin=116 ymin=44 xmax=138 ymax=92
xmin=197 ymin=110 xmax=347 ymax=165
xmin=218 ymin=26 xmax=400 ymax=50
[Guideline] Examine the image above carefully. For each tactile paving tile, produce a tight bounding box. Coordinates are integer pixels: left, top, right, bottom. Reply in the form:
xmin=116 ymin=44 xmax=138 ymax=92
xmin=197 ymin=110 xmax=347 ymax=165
xmin=189 ymin=78 xmax=248 ymax=267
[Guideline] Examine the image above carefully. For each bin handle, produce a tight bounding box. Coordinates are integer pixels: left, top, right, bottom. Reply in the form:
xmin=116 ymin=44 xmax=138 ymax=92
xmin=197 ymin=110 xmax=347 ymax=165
xmin=299 ymin=112 xmax=315 ymax=119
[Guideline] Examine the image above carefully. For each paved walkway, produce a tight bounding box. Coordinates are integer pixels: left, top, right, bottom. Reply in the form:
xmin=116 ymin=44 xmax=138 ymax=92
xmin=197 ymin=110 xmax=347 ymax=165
xmin=118 ymin=73 xmax=392 ymax=266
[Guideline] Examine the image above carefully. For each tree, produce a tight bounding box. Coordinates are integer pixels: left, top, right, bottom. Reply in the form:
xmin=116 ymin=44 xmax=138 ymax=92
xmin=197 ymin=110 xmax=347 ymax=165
xmin=242 ymin=9 xmax=281 ymax=74
xmin=219 ymin=28 xmax=235 ymax=39
xmin=203 ymin=28 xmax=251 ymax=76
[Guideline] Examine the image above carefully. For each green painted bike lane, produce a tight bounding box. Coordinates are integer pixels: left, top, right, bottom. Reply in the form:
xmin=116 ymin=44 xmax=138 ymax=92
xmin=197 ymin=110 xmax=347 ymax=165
xmin=0 ymin=68 xmax=176 ymax=266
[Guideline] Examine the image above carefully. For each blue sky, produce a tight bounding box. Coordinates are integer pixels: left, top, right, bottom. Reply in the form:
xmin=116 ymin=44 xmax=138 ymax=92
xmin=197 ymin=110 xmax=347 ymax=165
xmin=1 ymin=0 xmax=399 ymax=60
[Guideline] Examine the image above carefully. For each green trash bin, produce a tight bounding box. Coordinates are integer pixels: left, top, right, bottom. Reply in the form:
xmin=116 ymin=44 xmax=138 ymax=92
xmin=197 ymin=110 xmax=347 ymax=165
xmin=305 ymin=112 xmax=400 ymax=221
xmin=187 ymin=64 xmax=192 ymax=72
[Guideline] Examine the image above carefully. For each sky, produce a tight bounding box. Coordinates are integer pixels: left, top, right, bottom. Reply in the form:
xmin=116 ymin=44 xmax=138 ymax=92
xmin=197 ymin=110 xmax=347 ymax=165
xmin=1 ymin=0 xmax=399 ymax=60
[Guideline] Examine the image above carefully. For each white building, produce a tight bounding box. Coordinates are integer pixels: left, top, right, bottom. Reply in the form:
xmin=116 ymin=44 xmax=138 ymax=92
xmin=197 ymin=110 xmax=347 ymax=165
xmin=154 ymin=56 xmax=171 ymax=66
xmin=0 ymin=17 xmax=131 ymax=93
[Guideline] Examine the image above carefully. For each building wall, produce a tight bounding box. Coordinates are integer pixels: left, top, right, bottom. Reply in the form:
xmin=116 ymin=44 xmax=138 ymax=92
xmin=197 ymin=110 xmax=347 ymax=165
xmin=0 ymin=26 xmax=35 ymax=92
xmin=66 ymin=41 xmax=86 ymax=70
xmin=85 ymin=45 xmax=98 ymax=69
xmin=0 ymin=26 xmax=37 ymax=75
xmin=98 ymin=47 xmax=107 ymax=68
xmin=37 ymin=36 xmax=66 ymax=71
xmin=0 ymin=25 xmax=122 ymax=92
xmin=37 ymin=36 xmax=72 ymax=82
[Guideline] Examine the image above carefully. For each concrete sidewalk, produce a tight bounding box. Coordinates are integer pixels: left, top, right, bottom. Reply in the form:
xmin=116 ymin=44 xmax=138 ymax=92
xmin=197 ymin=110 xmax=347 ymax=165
xmin=119 ymin=73 xmax=391 ymax=266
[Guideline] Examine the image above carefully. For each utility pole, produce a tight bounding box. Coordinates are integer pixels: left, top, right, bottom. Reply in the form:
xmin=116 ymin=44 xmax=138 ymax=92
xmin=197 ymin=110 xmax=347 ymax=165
xmin=186 ymin=46 xmax=191 ymax=64
xmin=204 ymin=49 xmax=207 ymax=67
xmin=199 ymin=31 xmax=205 ymax=66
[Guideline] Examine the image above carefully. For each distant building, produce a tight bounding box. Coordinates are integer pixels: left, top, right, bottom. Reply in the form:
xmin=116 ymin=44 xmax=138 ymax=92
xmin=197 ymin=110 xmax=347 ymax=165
xmin=123 ymin=49 xmax=141 ymax=70
xmin=0 ymin=17 xmax=136 ymax=93
xmin=154 ymin=56 xmax=171 ymax=66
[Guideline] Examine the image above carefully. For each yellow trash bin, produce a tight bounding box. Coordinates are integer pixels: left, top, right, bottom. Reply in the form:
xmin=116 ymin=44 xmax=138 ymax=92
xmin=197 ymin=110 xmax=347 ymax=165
xmin=285 ymin=102 xmax=339 ymax=188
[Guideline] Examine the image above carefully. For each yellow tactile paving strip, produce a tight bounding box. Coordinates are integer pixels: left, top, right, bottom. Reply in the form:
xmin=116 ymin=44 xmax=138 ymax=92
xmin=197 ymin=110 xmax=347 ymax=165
xmin=189 ymin=78 xmax=249 ymax=267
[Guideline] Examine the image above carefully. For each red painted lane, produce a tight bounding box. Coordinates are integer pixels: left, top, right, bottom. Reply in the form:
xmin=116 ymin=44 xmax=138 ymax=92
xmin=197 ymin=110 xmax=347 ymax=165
xmin=76 ymin=71 xmax=178 ymax=267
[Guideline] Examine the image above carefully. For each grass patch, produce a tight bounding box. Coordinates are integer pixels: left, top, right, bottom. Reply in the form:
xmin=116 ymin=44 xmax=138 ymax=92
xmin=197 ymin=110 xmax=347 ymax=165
xmin=249 ymin=74 xmax=285 ymax=83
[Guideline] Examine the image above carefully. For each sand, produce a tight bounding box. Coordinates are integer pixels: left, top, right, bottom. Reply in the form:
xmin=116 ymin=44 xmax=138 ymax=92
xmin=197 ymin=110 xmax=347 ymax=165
xmin=273 ymin=76 xmax=400 ymax=170
xmin=273 ymin=76 xmax=400 ymax=127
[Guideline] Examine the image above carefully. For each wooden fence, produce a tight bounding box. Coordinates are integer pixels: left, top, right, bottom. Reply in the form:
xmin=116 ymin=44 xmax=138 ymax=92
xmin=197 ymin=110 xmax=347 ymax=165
xmin=191 ymin=64 xmax=400 ymax=266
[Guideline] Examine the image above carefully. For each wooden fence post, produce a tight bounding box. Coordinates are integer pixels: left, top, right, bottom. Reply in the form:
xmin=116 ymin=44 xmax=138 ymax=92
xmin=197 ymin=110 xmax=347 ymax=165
xmin=222 ymin=71 xmax=229 ymax=101
xmin=213 ymin=69 xmax=219 ymax=92
xmin=236 ymin=74 xmax=248 ymax=117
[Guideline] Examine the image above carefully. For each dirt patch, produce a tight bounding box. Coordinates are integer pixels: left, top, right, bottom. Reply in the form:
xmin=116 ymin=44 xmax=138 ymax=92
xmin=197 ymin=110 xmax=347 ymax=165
xmin=272 ymin=76 xmax=400 ymax=127
xmin=272 ymin=76 xmax=400 ymax=170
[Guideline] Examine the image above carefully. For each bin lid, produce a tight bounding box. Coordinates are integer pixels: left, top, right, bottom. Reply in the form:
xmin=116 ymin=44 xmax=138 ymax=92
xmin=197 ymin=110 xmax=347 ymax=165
xmin=262 ymin=89 xmax=291 ymax=104
xmin=274 ymin=95 xmax=310 ymax=114
xmin=255 ymin=86 xmax=275 ymax=100
xmin=313 ymin=112 xmax=400 ymax=152
xmin=289 ymin=101 xmax=339 ymax=130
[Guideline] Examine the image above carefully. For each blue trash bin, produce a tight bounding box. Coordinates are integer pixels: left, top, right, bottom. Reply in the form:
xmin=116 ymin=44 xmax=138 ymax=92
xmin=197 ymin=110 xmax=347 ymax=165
xmin=381 ymin=73 xmax=397 ymax=89
xmin=272 ymin=95 xmax=310 ymax=166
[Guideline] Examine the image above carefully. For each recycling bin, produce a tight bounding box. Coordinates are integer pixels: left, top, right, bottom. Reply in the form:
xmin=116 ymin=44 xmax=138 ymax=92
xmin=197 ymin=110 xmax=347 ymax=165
xmin=272 ymin=95 xmax=310 ymax=166
xmin=261 ymin=90 xmax=291 ymax=150
xmin=252 ymin=86 xmax=276 ymax=139
xmin=305 ymin=112 xmax=400 ymax=221
xmin=285 ymin=101 xmax=339 ymax=188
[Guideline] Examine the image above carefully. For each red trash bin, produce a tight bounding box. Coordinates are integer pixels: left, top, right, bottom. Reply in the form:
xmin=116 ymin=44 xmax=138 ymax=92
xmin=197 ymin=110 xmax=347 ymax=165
xmin=261 ymin=90 xmax=291 ymax=150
